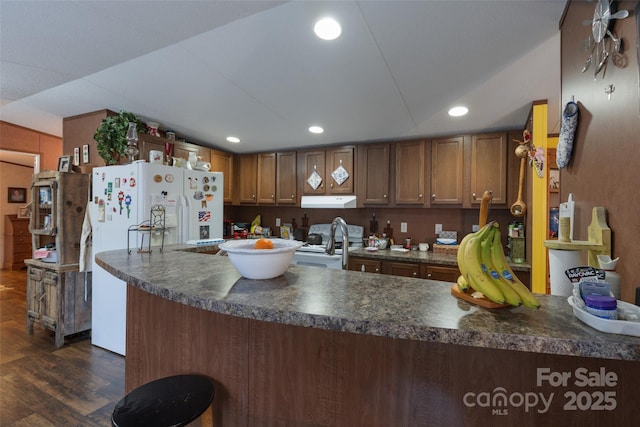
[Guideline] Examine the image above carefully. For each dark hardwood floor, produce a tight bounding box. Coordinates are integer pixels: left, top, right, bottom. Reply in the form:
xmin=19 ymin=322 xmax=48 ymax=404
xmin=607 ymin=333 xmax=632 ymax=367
xmin=1 ymin=269 xmax=124 ymax=426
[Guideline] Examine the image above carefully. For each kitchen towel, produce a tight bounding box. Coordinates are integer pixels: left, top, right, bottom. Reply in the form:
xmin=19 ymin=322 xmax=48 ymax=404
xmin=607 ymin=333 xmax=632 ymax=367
xmin=548 ymin=248 xmax=583 ymax=297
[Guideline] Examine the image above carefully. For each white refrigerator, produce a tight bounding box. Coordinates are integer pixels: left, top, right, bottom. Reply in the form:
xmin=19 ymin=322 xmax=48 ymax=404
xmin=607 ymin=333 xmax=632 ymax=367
xmin=90 ymin=163 xmax=223 ymax=355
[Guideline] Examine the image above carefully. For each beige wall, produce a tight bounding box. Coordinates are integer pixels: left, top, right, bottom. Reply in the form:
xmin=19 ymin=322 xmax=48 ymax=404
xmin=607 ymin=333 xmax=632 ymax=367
xmin=560 ymin=1 xmax=640 ymax=302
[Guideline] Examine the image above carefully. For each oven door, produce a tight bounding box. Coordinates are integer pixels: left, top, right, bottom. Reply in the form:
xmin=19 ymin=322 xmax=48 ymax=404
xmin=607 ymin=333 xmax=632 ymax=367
xmin=291 ymin=251 xmax=343 ymax=269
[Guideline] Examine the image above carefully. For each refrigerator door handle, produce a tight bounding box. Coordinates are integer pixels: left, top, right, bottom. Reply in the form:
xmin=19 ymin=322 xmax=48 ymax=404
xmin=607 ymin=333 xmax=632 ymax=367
xmin=180 ymin=194 xmax=190 ymax=243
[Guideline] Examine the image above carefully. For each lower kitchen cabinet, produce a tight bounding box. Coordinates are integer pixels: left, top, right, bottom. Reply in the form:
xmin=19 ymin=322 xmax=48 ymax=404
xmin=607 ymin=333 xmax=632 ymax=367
xmin=25 ymin=259 xmax=92 ymax=348
xmin=349 ymin=257 xmax=381 ymax=273
xmin=422 ymin=264 xmax=460 ymax=282
xmin=382 ymin=261 xmax=421 ymax=278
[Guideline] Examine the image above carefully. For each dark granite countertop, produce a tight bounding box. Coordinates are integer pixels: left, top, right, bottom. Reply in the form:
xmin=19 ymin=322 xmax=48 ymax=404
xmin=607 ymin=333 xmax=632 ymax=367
xmin=96 ymin=244 xmax=639 ymax=361
xmin=349 ymin=247 xmax=531 ymax=271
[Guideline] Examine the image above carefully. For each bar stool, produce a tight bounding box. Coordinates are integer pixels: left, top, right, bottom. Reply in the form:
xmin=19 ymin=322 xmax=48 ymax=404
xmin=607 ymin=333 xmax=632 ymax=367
xmin=111 ymin=374 xmax=215 ymax=427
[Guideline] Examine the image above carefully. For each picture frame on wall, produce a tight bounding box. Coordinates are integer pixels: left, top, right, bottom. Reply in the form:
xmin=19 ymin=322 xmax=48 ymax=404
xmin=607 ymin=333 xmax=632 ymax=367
xmin=82 ymin=144 xmax=90 ymax=163
xmin=8 ymin=187 xmax=26 ymax=203
xmin=18 ymin=204 xmax=30 ymax=218
xmin=74 ymin=147 xmax=80 ymax=165
xmin=57 ymin=155 xmax=71 ymax=172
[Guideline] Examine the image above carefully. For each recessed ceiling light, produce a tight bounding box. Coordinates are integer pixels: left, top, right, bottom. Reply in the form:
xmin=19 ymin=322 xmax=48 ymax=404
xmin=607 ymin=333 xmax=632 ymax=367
xmin=308 ymin=126 xmax=324 ymax=134
xmin=226 ymin=136 xmax=240 ymax=143
xmin=314 ymin=17 xmax=341 ymax=40
xmin=448 ymin=106 xmax=469 ymax=117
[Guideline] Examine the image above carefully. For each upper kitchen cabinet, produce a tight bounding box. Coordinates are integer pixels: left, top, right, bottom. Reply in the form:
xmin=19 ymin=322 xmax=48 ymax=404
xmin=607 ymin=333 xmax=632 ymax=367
xmin=467 ymin=132 xmax=508 ymax=206
xmin=210 ymin=149 xmax=233 ymax=203
xmin=276 ymin=151 xmax=297 ymax=205
xmin=173 ymin=140 xmax=211 ymax=164
xmin=257 ymin=153 xmax=277 ymax=205
xmin=301 ymin=146 xmax=355 ymax=195
xmin=430 ymin=136 xmax=464 ymax=205
xmin=357 ymin=143 xmax=390 ymax=206
xmin=138 ymin=133 xmax=167 ymax=164
xmin=394 ymin=139 xmax=427 ymax=206
xmin=236 ymin=154 xmax=259 ymax=204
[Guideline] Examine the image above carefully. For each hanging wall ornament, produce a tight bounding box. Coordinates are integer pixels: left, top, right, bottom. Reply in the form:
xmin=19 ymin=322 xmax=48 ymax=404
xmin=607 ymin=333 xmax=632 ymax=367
xmin=306 ymin=165 xmax=323 ymax=190
xmin=331 ymin=159 xmax=349 ymax=186
xmin=556 ymin=99 xmax=579 ymax=169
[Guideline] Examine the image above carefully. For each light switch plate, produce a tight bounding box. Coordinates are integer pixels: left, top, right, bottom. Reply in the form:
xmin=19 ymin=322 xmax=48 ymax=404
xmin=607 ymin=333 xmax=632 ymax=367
xmin=401 ymin=222 xmax=407 ymax=233
xmin=472 ymin=224 xmax=479 ymax=232
xmin=435 ymin=223 xmax=443 ymax=234
xmin=275 ymin=218 xmax=281 ymax=226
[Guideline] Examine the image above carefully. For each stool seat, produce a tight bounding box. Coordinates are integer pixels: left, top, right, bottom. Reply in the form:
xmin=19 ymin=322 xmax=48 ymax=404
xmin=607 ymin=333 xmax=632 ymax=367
xmin=112 ymin=374 xmax=215 ymax=427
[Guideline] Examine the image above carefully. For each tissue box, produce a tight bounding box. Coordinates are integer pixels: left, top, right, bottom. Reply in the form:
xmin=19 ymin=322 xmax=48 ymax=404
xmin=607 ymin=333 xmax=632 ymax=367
xmin=433 ymin=244 xmax=459 ymax=255
xmin=33 ymin=249 xmax=58 ymax=263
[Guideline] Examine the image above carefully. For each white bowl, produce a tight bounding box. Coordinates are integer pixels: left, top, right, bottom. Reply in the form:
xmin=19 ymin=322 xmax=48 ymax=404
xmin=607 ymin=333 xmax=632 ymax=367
xmin=218 ymin=238 xmax=303 ymax=279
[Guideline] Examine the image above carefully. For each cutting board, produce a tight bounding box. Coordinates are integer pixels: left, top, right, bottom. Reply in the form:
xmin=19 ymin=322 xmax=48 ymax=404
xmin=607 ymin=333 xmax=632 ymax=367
xmin=450 ymin=284 xmax=511 ymax=309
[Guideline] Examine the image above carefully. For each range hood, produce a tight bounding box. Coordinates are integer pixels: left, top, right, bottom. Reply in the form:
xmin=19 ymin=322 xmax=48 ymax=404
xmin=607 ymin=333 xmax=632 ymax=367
xmin=300 ymin=195 xmax=357 ymax=209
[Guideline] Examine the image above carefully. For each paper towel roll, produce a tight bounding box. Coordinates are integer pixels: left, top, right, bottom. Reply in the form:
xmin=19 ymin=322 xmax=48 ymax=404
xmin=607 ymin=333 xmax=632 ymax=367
xmin=549 ymin=249 xmax=583 ymax=296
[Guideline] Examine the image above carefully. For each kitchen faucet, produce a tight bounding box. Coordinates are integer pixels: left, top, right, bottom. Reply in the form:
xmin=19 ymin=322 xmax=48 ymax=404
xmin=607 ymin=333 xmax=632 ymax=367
xmin=326 ymin=216 xmax=349 ymax=270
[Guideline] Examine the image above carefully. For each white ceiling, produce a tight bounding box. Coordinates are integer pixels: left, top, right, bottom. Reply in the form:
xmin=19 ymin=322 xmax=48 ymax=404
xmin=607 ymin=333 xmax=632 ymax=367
xmin=0 ymin=0 xmax=565 ymax=154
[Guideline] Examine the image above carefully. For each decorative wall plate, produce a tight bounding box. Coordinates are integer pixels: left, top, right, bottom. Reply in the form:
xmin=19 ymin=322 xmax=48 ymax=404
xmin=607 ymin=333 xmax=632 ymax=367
xmin=331 ymin=162 xmax=349 ymax=186
xmin=307 ymin=169 xmax=323 ymax=190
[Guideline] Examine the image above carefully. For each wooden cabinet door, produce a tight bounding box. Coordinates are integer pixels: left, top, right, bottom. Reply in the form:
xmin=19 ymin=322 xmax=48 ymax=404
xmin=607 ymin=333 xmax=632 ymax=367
xmin=382 ymin=261 xmax=420 ymax=278
xmin=423 ymin=265 xmax=460 ymax=282
xmin=326 ymin=146 xmax=355 ymax=194
xmin=237 ymin=154 xmax=258 ymax=204
xmin=431 ymin=136 xmax=463 ymax=205
xmin=302 ymin=150 xmax=326 ymax=195
xmin=257 ymin=153 xmax=276 ymax=205
xmin=210 ymin=149 xmax=233 ymax=203
xmin=358 ymin=143 xmax=390 ymax=205
xmin=139 ymin=135 xmax=166 ymax=164
xmin=469 ymin=132 xmax=507 ymax=205
xmin=174 ymin=141 xmax=210 ymax=163
xmin=349 ymin=257 xmax=382 ymax=274
xmin=395 ymin=140 xmax=426 ymax=205
xmin=276 ymin=151 xmax=297 ymax=204
xmin=26 ymin=266 xmax=43 ymax=327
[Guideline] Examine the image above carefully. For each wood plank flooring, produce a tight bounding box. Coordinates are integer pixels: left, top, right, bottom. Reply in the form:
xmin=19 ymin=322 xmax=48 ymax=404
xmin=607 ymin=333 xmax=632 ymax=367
xmin=0 ymin=269 xmax=124 ymax=426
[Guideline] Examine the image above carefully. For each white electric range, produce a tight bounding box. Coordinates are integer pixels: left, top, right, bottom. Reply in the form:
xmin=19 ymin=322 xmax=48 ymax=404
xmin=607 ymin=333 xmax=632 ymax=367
xmin=290 ymin=223 xmax=364 ymax=269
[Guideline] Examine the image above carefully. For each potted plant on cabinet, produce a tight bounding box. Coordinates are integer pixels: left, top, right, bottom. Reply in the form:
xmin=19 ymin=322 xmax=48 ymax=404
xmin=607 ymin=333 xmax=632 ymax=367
xmin=94 ymin=110 xmax=147 ymax=165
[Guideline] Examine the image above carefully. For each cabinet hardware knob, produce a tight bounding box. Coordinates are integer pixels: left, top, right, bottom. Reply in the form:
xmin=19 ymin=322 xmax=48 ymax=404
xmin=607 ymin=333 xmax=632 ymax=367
xmin=383 ymin=194 xmax=387 ymax=198
xmin=271 ymin=194 xmax=274 ymax=199
xmin=472 ymin=192 xmax=477 ymax=199
xmin=375 ymin=268 xmax=379 ymax=272
xmin=427 ymin=273 xmax=432 ymax=278
xmin=413 ymin=272 xmax=417 ymax=276
xmin=330 ymin=183 xmax=334 ymax=188
xmin=432 ymin=194 xmax=436 ymax=200
xmin=418 ymin=194 xmax=423 ymax=199
xmin=291 ymin=194 xmax=295 ymax=199
xmin=252 ymin=194 xmax=256 ymax=199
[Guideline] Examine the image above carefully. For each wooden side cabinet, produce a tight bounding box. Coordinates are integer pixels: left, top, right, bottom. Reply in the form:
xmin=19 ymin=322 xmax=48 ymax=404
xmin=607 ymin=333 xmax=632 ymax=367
xmin=3 ymin=215 xmax=32 ymax=270
xmin=25 ymin=259 xmax=92 ymax=348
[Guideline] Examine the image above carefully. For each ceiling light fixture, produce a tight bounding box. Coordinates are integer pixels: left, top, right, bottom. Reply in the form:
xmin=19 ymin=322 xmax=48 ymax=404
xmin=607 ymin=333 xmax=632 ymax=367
xmin=308 ymin=126 xmax=324 ymax=134
xmin=314 ymin=17 xmax=341 ymax=40
xmin=448 ymin=106 xmax=469 ymax=117
xmin=226 ymin=136 xmax=240 ymax=143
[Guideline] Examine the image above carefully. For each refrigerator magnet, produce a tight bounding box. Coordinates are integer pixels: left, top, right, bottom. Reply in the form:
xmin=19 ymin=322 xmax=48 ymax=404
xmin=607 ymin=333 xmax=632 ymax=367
xmin=115 ymin=178 xmax=120 ymax=188
xmin=203 ymin=177 xmax=209 ymax=183
xmin=129 ymin=178 xmax=136 ymax=187
xmin=153 ymin=174 xmax=162 ymax=183
xmin=165 ymin=174 xmax=174 ymax=183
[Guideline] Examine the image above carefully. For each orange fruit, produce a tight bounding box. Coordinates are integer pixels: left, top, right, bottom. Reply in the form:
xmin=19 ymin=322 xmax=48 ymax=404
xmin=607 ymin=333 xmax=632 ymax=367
xmin=254 ymin=238 xmax=274 ymax=250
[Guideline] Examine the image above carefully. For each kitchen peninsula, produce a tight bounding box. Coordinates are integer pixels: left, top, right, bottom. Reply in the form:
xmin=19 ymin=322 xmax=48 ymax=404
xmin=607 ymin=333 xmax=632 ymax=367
xmin=97 ymin=246 xmax=639 ymax=426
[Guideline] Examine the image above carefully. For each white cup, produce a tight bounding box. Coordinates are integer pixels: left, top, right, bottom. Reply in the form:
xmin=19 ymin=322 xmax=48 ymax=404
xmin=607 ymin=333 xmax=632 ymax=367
xmin=419 ymin=243 xmax=429 ymax=252
xmin=150 ymin=150 xmax=163 ymax=164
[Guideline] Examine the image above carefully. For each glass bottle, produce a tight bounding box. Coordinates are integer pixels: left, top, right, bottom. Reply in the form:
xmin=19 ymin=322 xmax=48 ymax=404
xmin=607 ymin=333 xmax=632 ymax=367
xmin=125 ymin=122 xmax=139 ymax=164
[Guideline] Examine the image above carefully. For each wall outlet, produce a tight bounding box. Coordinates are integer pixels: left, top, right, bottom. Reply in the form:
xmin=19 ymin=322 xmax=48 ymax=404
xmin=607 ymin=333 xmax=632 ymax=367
xmin=275 ymin=218 xmax=281 ymax=227
xmin=435 ymin=223 xmax=443 ymax=234
xmin=472 ymin=224 xmax=479 ymax=232
xmin=401 ymin=222 xmax=407 ymax=233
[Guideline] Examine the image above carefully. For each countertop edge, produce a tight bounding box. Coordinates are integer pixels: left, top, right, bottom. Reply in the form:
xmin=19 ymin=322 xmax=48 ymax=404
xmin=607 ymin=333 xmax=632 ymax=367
xmin=95 ymin=247 xmax=639 ymax=361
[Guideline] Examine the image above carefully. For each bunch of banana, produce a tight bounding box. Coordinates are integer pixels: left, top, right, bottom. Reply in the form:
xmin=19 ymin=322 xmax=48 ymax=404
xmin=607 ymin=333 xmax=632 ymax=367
xmin=456 ymin=222 xmax=540 ymax=308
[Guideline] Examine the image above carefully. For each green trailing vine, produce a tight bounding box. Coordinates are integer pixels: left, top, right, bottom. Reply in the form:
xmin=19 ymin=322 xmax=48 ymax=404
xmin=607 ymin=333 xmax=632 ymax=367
xmin=94 ymin=111 xmax=147 ymax=165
